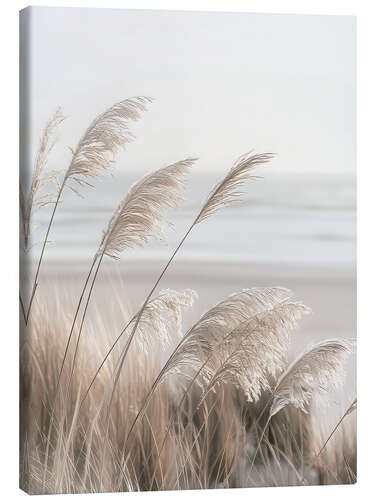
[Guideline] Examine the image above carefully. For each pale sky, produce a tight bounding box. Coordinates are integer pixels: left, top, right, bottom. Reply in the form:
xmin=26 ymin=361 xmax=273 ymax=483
xmin=25 ymin=7 xmax=356 ymax=176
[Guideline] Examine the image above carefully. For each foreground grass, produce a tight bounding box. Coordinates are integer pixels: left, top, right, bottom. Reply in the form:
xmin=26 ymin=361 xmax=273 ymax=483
xmin=19 ymin=101 xmax=356 ymax=494
xmin=20 ymin=293 xmax=356 ymax=494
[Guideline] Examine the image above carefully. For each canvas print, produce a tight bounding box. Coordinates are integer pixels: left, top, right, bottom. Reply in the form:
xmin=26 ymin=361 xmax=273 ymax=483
xmin=19 ymin=7 xmax=356 ymax=494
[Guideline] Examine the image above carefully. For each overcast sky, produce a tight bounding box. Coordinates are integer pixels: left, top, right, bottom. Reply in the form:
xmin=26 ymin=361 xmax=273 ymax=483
xmin=25 ymin=7 xmax=355 ymax=176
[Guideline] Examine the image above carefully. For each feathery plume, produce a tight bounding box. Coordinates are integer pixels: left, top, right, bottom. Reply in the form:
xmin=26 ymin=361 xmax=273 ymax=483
xmin=20 ymin=108 xmax=65 ymax=247
xmin=120 ymin=288 xmax=308 ymax=455
xmin=79 ymin=289 xmax=198 ymax=408
xmin=159 ymin=287 xmax=294 ymax=386
xmin=249 ymin=338 xmax=354 ymax=473
xmin=346 ymin=397 xmax=357 ymax=415
xmin=203 ymin=300 xmax=311 ymax=403
xmin=64 ymin=97 xmax=151 ymax=186
xmin=103 ymin=151 xmax=275 ymax=403
xmin=269 ymin=338 xmax=354 ymax=418
xmin=97 ymin=158 xmax=196 ymax=259
xmin=24 ymin=98 xmax=150 ymax=321
xmin=131 ymin=288 xmax=198 ymax=353
xmin=196 ymin=152 xmax=274 ymax=224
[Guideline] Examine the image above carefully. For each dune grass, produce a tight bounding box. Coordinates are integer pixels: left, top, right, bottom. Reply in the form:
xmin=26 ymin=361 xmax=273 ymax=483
xmin=19 ymin=100 xmax=356 ymax=494
xmin=19 ymin=291 xmax=356 ymax=493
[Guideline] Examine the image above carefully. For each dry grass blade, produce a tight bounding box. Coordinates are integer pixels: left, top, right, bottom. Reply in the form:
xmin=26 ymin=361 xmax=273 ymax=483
xmin=316 ymin=397 xmax=357 ymax=458
xmin=269 ymin=338 xmax=355 ymax=418
xmin=97 ymin=158 xmax=196 ymax=259
xmin=65 ymin=97 xmax=152 ymax=186
xmin=196 ymin=152 xmax=274 ymax=224
xmin=20 ymin=107 xmax=65 ymax=247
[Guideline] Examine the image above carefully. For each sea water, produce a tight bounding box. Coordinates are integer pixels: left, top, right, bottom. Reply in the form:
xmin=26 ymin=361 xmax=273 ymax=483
xmin=26 ymin=171 xmax=356 ymax=268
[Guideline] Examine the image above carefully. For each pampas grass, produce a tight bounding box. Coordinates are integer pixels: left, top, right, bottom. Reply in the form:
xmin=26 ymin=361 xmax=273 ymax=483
xmin=22 ymin=97 xmax=150 ymax=322
xmin=133 ymin=289 xmax=311 ymax=483
xmin=20 ymin=105 xmax=356 ymax=494
xmin=79 ymin=288 xmax=197 ymax=410
xmin=269 ymin=339 xmax=354 ymax=418
xmin=200 ymin=300 xmax=311 ymax=404
xmin=249 ymin=338 xmax=354 ymax=470
xmin=64 ymin=158 xmax=195 ymax=391
xmin=196 ymin=152 xmax=273 ymax=224
xmin=20 ymin=107 xmax=65 ymax=249
xmin=20 ymin=292 xmax=355 ymax=493
xmin=97 ymin=158 xmax=195 ymax=259
xmin=101 ymin=152 xmax=274 ymax=413
xmin=64 ymin=97 xmax=151 ymax=186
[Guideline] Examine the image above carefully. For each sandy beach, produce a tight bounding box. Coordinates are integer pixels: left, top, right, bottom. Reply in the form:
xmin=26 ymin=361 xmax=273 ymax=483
xmin=37 ymin=260 xmax=356 ymax=337
xmin=27 ymin=259 xmax=356 ymax=406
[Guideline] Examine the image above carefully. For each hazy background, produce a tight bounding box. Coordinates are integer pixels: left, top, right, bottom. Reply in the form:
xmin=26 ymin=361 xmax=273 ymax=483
xmin=23 ymin=7 xmax=356 ymax=410
xmin=27 ymin=7 xmax=355 ymax=176
xmin=25 ymin=7 xmax=356 ymax=265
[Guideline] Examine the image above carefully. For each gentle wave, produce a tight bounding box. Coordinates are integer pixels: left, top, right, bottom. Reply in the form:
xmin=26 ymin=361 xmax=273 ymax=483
xmin=26 ymin=172 xmax=356 ymax=266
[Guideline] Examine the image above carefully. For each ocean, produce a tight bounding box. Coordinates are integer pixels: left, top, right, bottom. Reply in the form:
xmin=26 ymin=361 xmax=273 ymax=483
xmin=25 ymin=171 xmax=356 ymax=268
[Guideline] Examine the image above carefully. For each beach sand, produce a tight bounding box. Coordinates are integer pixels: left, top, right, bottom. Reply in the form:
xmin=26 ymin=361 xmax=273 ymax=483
xmin=35 ymin=260 xmax=355 ymax=337
xmin=32 ymin=259 xmax=356 ymax=346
